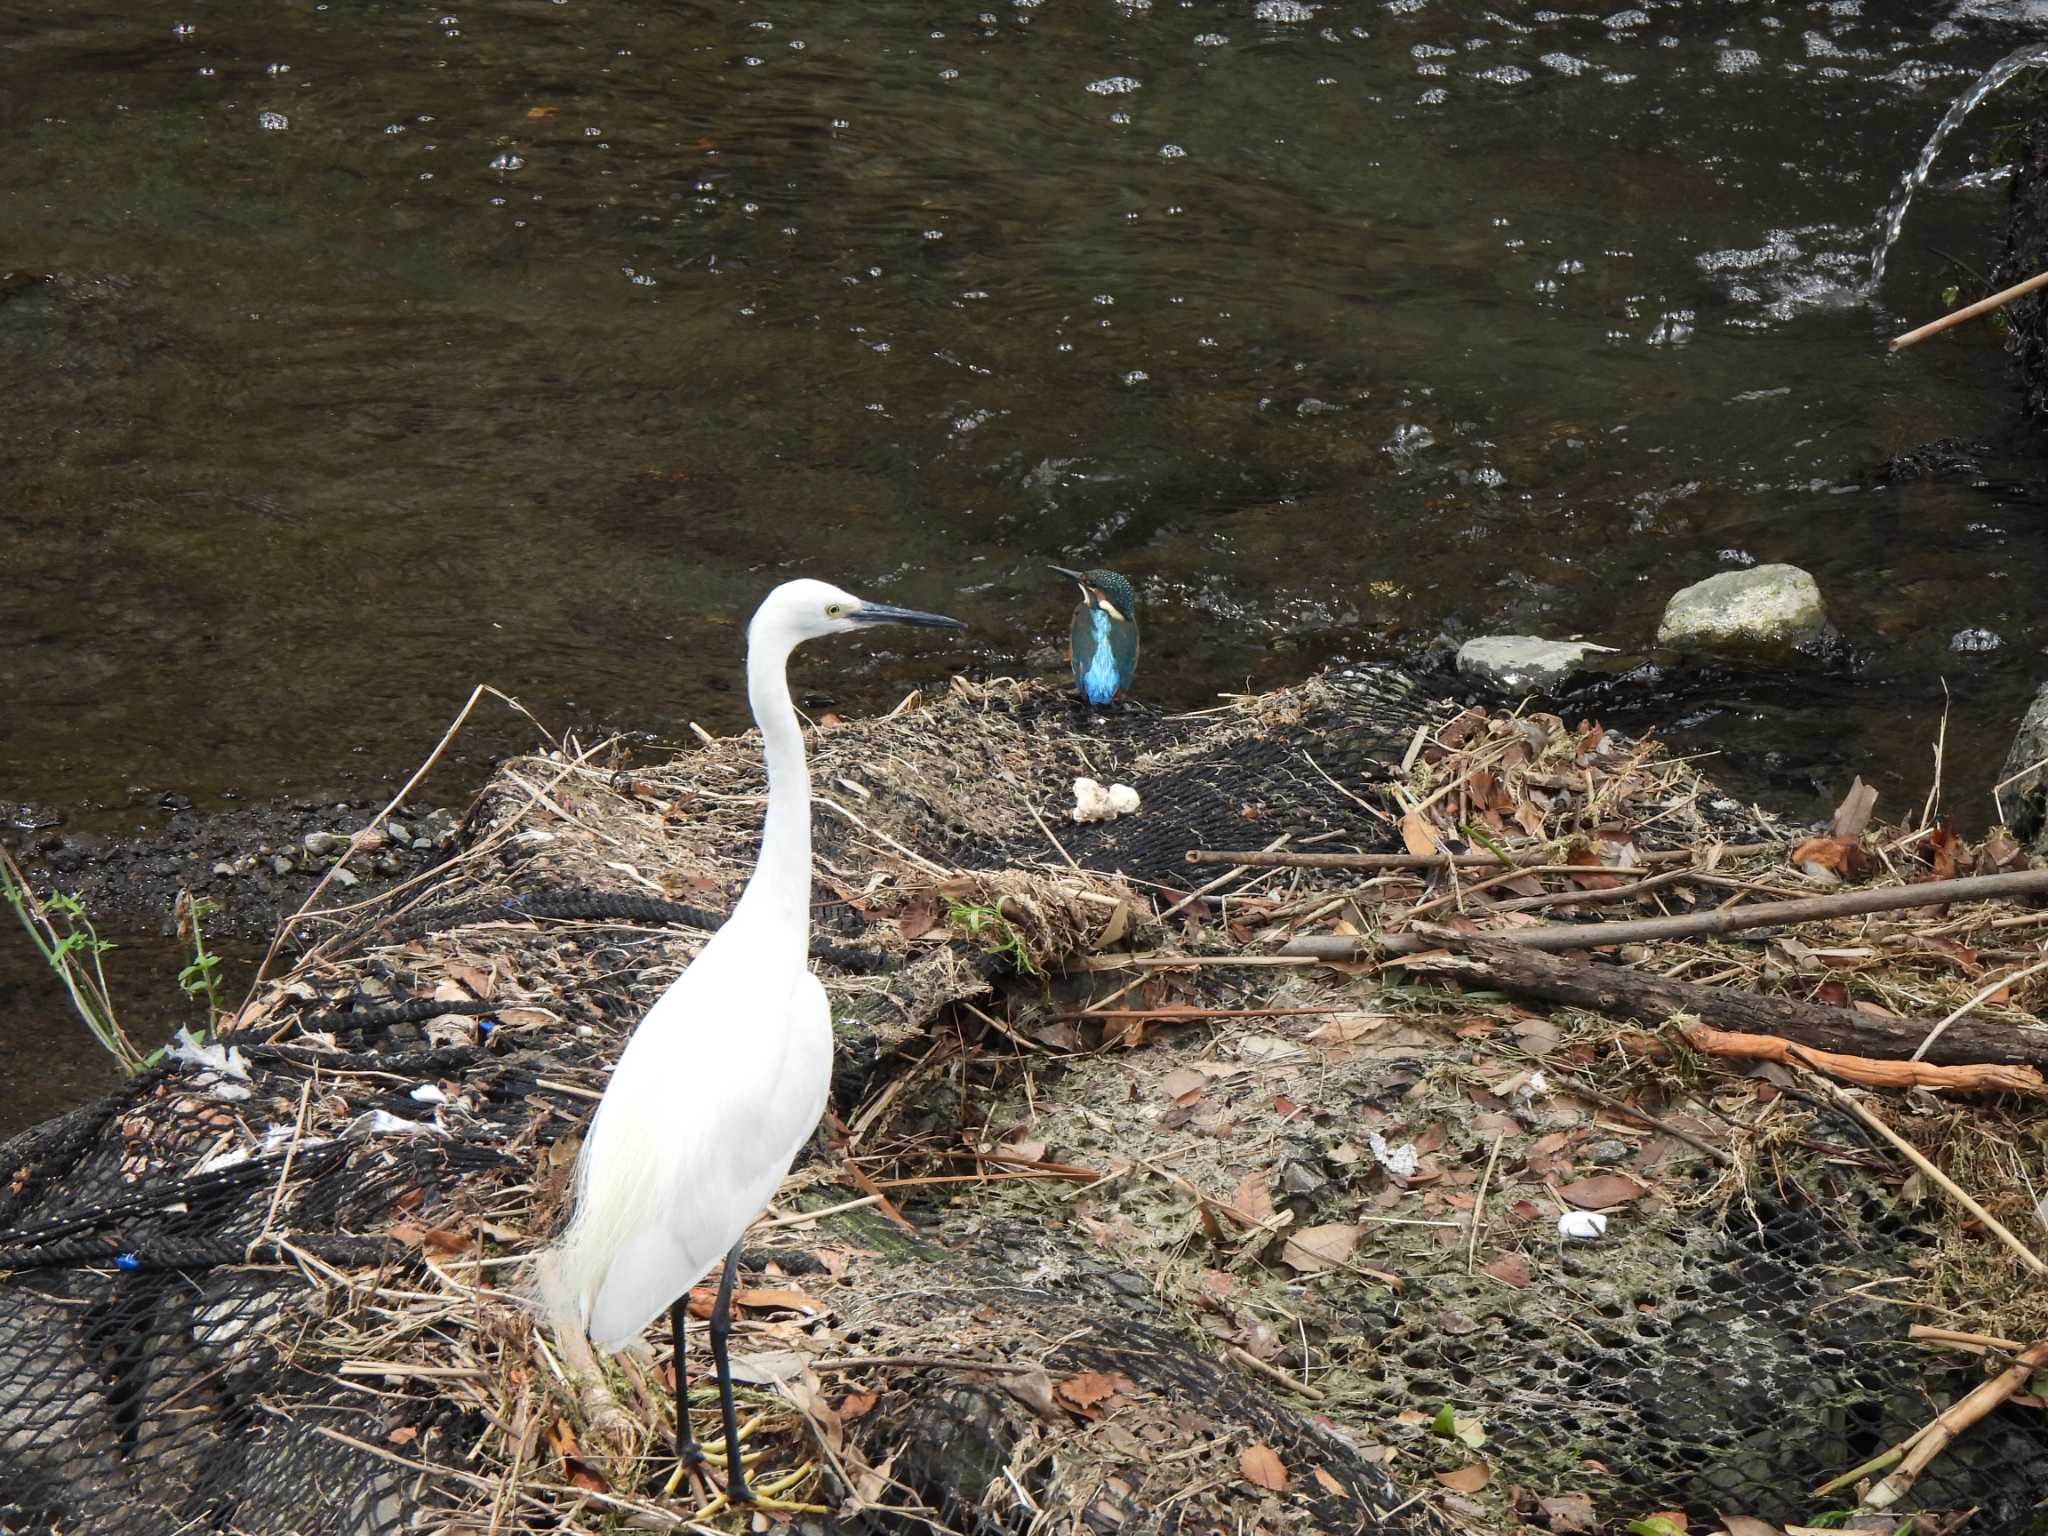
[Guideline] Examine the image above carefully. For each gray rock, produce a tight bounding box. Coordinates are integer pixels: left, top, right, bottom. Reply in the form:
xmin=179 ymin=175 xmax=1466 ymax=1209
xmin=1996 ymin=681 xmax=2048 ymax=849
xmin=330 ymin=867 xmax=360 ymax=889
xmin=1456 ymin=635 xmax=1613 ymax=692
xmin=302 ymin=830 xmax=348 ymax=856
xmin=269 ymin=855 xmax=295 ymax=877
xmin=1586 ymin=1138 xmax=1632 ymax=1166
xmin=1656 ymin=564 xmax=1833 ymax=658
xmin=385 ymin=820 xmax=411 ymax=844
xmin=212 ymin=861 xmax=237 ymax=879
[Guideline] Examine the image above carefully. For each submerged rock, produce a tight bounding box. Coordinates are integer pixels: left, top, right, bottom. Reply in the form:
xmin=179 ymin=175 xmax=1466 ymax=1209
xmin=1656 ymin=564 xmax=1832 ymax=658
xmin=1456 ymin=635 xmax=1613 ymax=691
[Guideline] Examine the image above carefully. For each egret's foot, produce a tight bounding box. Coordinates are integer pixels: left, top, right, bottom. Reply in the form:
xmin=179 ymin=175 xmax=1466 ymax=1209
xmin=660 ymin=1442 xmax=707 ymax=1500
xmin=689 ymin=1463 xmax=825 ymax=1520
xmin=741 ymin=1462 xmax=827 ymax=1513
xmin=692 ymin=1410 xmax=768 ymax=1460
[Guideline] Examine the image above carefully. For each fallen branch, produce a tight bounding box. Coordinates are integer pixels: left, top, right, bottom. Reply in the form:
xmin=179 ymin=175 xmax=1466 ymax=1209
xmin=1288 ymin=868 xmax=2048 ymax=958
xmin=1392 ymin=933 xmax=2048 ymax=1073
xmin=1185 ymin=842 xmax=1781 ymax=870
xmin=1684 ymin=1024 xmax=2043 ymax=1095
xmin=1866 ymin=1339 xmax=2048 ymax=1508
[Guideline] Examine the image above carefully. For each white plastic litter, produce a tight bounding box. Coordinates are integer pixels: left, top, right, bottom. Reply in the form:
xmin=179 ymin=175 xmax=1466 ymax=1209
xmin=169 ymin=1027 xmax=253 ymax=1101
xmin=1558 ymin=1210 xmax=1609 ymax=1240
xmin=1070 ymin=776 xmax=1142 ymax=823
xmin=1518 ymin=1070 xmax=1549 ymax=1101
xmin=409 ymin=1084 xmax=450 ymax=1105
xmin=1369 ymin=1133 xmax=1418 ymax=1179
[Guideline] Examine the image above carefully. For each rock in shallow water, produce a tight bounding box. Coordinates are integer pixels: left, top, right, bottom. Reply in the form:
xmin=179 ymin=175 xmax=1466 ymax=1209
xmin=1997 ymin=681 xmax=2048 ymax=850
xmin=1656 ymin=564 xmax=1832 ymax=658
xmin=1456 ymin=635 xmax=1612 ymax=691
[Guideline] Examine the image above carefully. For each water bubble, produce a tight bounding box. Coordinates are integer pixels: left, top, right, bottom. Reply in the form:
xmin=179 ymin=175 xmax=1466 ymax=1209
xmin=489 ymin=151 xmax=524 ymax=171
xmin=258 ymin=111 xmax=289 ymax=131
xmin=1157 ymin=143 xmax=1186 ymax=158
xmin=1086 ymin=75 xmax=1142 ymax=94
xmin=265 ymin=62 xmax=291 ymax=76
xmin=1193 ymin=32 xmax=1228 ymax=46
xmin=922 ymin=228 xmax=943 ymax=239
xmin=1092 ymin=293 xmax=1115 ymax=305
xmin=742 ymin=56 xmax=762 ymax=66
xmin=1602 ymin=8 xmax=1648 ymax=27
xmin=418 ymin=171 xmax=434 ymax=180
xmin=789 ymin=39 xmax=805 ymax=49
xmin=1476 ymin=65 xmax=1530 ymax=85
xmin=171 ymin=21 xmax=195 ymax=35
xmin=1717 ymin=48 xmax=1762 ymax=74
xmin=384 ymin=122 xmax=406 ymax=134
xmin=1110 ymin=110 xmax=1132 ymax=124
xmin=938 ymin=67 xmax=959 ymax=80
xmin=1647 ymin=310 xmax=1695 ymax=346
xmin=197 ymin=66 xmax=216 ymax=77
xmin=1382 ymin=424 xmax=1435 ymax=462
xmin=1418 ymin=87 xmax=1449 ymax=104
xmin=1951 ymin=628 xmax=2001 ymax=653
xmin=832 ymin=117 xmax=850 ymax=129
xmin=1123 ymin=369 xmax=1150 ymax=384
xmin=488 ymin=195 xmax=506 ymax=206
xmin=436 ymin=13 xmax=457 ymax=24
xmin=417 ymin=114 xmax=436 ymax=123
xmin=1252 ymin=0 xmax=1317 ymax=18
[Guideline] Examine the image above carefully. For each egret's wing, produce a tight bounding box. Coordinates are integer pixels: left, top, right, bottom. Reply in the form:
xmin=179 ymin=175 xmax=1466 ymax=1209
xmin=546 ymin=932 xmax=831 ymax=1351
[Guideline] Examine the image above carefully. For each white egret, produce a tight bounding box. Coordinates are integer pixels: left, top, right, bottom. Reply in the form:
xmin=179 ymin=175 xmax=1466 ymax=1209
xmin=536 ymin=578 xmax=965 ymax=1506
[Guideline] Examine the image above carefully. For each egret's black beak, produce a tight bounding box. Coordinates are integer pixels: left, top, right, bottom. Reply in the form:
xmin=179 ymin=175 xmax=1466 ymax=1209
xmin=852 ymin=602 xmax=967 ymax=630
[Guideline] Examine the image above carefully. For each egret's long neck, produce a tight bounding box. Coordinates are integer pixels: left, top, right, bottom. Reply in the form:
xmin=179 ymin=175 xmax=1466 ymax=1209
xmin=738 ymin=631 xmax=812 ymax=942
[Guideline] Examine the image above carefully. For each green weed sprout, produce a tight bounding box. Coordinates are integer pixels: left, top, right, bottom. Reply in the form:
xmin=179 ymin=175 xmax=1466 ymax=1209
xmin=0 ymin=844 xmax=148 ymax=1075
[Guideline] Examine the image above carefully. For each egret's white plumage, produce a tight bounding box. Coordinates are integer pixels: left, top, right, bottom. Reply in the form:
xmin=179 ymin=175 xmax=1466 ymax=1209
xmin=537 ymin=579 xmax=961 ymax=1361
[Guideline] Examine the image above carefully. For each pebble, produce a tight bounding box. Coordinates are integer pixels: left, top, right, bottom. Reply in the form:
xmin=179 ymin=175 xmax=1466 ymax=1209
xmin=212 ymin=861 xmax=237 ymax=878
xmin=331 ymin=867 xmax=360 ymax=889
xmin=1586 ymin=1138 xmax=1632 ymax=1165
xmin=270 ymin=855 xmax=295 ymax=877
xmin=302 ymin=830 xmax=349 ymax=856
xmin=386 ymin=820 xmax=411 ymax=843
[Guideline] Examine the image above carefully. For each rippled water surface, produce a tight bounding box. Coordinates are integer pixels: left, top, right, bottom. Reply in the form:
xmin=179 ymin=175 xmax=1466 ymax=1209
xmin=6 ymin=0 xmax=2048 ymax=827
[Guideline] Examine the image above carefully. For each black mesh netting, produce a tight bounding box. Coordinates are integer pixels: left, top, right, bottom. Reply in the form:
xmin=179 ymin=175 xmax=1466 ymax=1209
xmin=2 ymin=667 xmax=2044 ymax=1534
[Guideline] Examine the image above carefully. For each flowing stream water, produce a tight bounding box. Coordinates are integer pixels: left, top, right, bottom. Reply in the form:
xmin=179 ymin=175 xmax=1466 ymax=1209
xmin=1869 ymin=35 xmax=2048 ymax=289
xmin=7 ymin=1 xmax=2048 ymax=1125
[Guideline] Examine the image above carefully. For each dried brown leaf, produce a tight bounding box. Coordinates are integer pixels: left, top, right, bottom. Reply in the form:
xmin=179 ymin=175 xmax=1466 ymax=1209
xmin=1555 ymin=1173 xmax=1646 ymax=1209
xmin=1238 ymin=1442 xmax=1287 ymax=1491
xmin=1483 ymin=1253 xmax=1534 ymax=1288
xmin=1537 ymin=1492 xmax=1600 ymax=1533
xmin=1436 ymin=1462 xmax=1490 ymax=1492
xmin=1280 ymin=1223 xmax=1362 ymax=1274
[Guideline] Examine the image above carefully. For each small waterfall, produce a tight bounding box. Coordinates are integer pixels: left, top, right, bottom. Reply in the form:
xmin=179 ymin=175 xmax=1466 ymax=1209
xmin=1868 ymin=39 xmax=2048 ymax=293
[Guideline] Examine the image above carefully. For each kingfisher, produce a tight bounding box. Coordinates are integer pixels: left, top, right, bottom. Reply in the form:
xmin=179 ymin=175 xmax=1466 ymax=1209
xmin=1051 ymin=565 xmax=1139 ymax=705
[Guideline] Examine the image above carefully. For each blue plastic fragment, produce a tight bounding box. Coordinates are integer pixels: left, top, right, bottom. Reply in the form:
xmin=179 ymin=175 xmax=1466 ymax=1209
xmin=115 ymin=1252 xmax=140 ymax=1271
xmin=477 ymin=1017 xmax=497 ymax=1034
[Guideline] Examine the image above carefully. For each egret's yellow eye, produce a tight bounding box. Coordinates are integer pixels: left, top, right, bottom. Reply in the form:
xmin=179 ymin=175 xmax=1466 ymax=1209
xmin=824 ymin=603 xmax=846 ymax=619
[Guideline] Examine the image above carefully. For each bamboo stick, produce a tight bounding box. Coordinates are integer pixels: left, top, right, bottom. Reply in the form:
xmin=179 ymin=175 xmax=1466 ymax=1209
xmin=1891 ymin=267 xmax=2048 ymax=351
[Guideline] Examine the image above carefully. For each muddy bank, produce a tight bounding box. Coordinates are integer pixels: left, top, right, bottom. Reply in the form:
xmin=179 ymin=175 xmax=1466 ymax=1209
xmin=5 ymin=792 xmax=465 ymax=944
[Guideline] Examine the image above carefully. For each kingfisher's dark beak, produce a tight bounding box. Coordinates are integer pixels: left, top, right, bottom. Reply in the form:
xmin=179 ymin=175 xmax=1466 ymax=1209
xmin=851 ymin=602 xmax=967 ymax=630
xmin=1049 ymin=564 xmax=1094 ymax=597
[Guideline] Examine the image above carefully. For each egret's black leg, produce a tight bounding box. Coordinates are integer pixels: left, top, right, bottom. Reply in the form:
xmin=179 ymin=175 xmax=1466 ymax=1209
xmin=670 ymin=1298 xmax=705 ymax=1473
xmin=707 ymin=1244 xmax=753 ymax=1502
